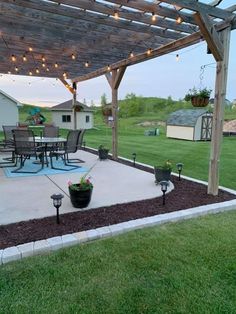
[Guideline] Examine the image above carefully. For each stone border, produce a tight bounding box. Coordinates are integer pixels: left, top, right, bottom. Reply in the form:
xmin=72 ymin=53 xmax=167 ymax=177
xmin=1 ymin=156 xmax=236 ymax=265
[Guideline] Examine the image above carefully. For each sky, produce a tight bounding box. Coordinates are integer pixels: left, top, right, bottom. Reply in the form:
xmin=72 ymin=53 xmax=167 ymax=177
xmin=0 ymin=1 xmax=235 ymax=107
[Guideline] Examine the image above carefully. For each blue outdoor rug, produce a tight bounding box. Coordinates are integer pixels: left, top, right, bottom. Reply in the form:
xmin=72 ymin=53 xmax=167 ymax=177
xmin=3 ymin=158 xmax=88 ymax=178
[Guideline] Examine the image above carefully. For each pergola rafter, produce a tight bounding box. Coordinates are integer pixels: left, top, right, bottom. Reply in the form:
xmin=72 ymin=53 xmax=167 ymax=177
xmin=0 ymin=0 xmax=235 ymax=195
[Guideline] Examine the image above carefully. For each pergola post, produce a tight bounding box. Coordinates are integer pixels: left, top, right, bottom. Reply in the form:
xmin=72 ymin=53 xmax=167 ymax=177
xmin=105 ymin=66 xmax=126 ymax=160
xmin=72 ymin=82 xmax=77 ymax=130
xmin=208 ymin=28 xmax=231 ymax=195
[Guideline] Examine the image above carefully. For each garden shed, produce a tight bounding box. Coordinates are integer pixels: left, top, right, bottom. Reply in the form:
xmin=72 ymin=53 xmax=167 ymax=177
xmin=0 ymin=89 xmax=22 ymax=131
xmin=51 ymin=100 xmax=94 ymax=130
xmin=167 ymin=109 xmax=212 ymax=141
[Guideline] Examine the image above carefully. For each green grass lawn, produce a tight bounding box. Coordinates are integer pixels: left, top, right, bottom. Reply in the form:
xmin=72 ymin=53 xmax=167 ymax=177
xmin=0 ymin=211 xmax=235 ymax=313
xmin=83 ymin=115 xmax=236 ymax=190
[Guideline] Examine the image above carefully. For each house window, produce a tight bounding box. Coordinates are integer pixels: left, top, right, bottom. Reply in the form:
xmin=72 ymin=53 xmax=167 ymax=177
xmin=86 ymin=115 xmax=90 ymax=123
xmin=62 ymin=115 xmax=71 ymax=123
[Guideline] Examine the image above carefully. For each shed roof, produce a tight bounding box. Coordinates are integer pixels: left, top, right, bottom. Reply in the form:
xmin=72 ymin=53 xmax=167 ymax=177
xmin=167 ymin=109 xmax=210 ymax=127
xmin=0 ymin=89 xmax=22 ymax=107
xmin=51 ymin=100 xmax=93 ymax=112
xmin=0 ymin=1 xmax=235 ymax=83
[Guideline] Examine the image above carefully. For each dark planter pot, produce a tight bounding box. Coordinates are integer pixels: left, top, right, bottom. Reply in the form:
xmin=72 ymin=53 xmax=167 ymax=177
xmin=98 ymin=149 xmax=109 ymax=160
xmin=191 ymin=96 xmax=209 ymax=107
xmin=69 ymin=185 xmax=93 ymax=208
xmin=154 ymin=167 xmax=171 ymax=184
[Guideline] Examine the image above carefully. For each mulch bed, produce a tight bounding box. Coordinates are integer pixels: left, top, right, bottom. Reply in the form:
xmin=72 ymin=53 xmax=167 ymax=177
xmin=0 ymin=152 xmax=235 ymax=249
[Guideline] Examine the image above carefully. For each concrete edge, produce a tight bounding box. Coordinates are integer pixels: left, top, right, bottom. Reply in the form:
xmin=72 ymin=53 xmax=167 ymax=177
xmin=1 ymin=198 xmax=236 ymax=265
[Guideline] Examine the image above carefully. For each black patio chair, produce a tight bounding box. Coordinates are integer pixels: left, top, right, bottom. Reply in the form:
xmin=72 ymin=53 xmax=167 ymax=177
xmin=65 ymin=129 xmax=85 ymax=164
xmin=11 ymin=129 xmax=45 ymax=173
xmin=0 ymin=125 xmax=17 ymax=167
xmin=49 ymin=130 xmax=82 ymax=170
xmin=43 ymin=125 xmax=59 ymax=138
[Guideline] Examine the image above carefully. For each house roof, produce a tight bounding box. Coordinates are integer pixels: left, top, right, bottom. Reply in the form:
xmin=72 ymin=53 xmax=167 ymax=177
xmin=51 ymin=100 xmax=93 ymax=112
xmin=167 ymin=109 xmax=210 ymax=127
xmin=0 ymin=89 xmax=22 ymax=107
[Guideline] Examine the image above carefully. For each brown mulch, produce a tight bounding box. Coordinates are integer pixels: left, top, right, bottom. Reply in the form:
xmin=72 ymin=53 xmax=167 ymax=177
xmin=0 ymin=153 xmax=235 ymax=249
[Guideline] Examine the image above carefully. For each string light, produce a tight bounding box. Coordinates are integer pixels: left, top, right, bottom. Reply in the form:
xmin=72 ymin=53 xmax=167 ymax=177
xmin=147 ymin=48 xmax=152 ymax=55
xmin=29 ymin=71 xmax=33 ymax=76
xmin=8 ymin=71 xmax=11 ymax=74
xmin=42 ymin=63 xmax=46 ymax=68
xmin=176 ymin=16 xmax=182 ymax=24
xmin=114 ymin=11 xmax=119 ymax=20
xmin=71 ymin=54 xmax=76 ymax=60
xmin=152 ymin=12 xmax=157 ymax=22
xmin=130 ymin=51 xmax=134 ymax=58
xmin=176 ymin=54 xmax=180 ymax=61
xmin=15 ymin=66 xmax=18 ymax=72
xmin=11 ymin=55 xmax=16 ymax=62
xmin=22 ymin=55 xmax=27 ymax=62
xmin=29 ymin=47 xmax=33 ymax=52
xmin=54 ymin=62 xmax=58 ymax=68
xmin=85 ymin=61 xmax=89 ymax=67
xmin=36 ymin=68 xmax=40 ymax=74
xmin=42 ymin=56 xmax=46 ymax=62
xmin=107 ymin=65 xmax=111 ymax=71
xmin=63 ymin=72 xmax=67 ymax=78
xmin=46 ymin=67 xmax=50 ymax=72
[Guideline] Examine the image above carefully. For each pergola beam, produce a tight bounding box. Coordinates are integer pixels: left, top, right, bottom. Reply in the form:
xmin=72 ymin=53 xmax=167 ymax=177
xmin=194 ymin=12 xmax=224 ymax=61
xmin=59 ymin=78 xmax=74 ymax=94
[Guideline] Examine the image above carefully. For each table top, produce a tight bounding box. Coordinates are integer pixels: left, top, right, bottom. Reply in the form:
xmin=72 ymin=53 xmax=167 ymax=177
xmin=34 ymin=137 xmax=67 ymax=144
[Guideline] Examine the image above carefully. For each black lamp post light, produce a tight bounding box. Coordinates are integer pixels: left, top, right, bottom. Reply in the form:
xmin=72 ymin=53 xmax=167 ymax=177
xmin=132 ymin=153 xmax=137 ymax=167
xmin=160 ymin=180 xmax=169 ymax=205
xmin=51 ymin=193 xmax=64 ymax=224
xmin=176 ymin=163 xmax=184 ymax=181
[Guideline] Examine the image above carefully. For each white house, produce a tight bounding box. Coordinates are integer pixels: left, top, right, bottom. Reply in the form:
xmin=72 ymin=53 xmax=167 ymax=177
xmin=51 ymin=100 xmax=94 ymax=130
xmin=0 ymin=89 xmax=22 ymax=131
xmin=166 ymin=109 xmax=213 ymax=141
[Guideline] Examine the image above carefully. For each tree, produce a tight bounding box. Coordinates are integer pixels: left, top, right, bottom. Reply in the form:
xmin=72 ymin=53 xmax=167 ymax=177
xmin=101 ymin=93 xmax=107 ymax=106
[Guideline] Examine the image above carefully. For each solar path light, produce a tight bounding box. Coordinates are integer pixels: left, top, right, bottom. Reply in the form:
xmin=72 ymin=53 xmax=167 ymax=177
xmin=132 ymin=153 xmax=137 ymax=167
xmin=160 ymin=181 xmax=169 ymax=205
xmin=176 ymin=163 xmax=184 ymax=181
xmin=51 ymin=193 xmax=64 ymax=224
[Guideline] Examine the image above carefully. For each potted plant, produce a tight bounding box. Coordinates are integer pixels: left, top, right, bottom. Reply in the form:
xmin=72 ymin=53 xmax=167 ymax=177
xmin=154 ymin=160 xmax=172 ymax=184
xmin=98 ymin=145 xmax=109 ymax=160
xmin=68 ymin=176 xmax=93 ymax=208
xmin=184 ymin=87 xmax=212 ymax=107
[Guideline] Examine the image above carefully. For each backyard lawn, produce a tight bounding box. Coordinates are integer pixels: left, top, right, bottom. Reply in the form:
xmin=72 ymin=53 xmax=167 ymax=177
xmin=0 ymin=211 xmax=235 ymax=313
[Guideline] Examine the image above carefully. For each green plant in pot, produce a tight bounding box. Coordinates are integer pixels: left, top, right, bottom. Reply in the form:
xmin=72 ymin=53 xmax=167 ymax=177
xmin=68 ymin=175 xmax=93 ymax=208
xmin=98 ymin=145 xmax=109 ymax=160
xmin=154 ymin=160 xmax=172 ymax=184
xmin=184 ymin=87 xmax=212 ymax=107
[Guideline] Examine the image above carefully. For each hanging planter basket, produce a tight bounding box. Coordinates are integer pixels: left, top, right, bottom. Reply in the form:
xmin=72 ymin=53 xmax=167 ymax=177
xmin=102 ymin=104 xmax=112 ymax=117
xmin=191 ymin=96 xmax=210 ymax=107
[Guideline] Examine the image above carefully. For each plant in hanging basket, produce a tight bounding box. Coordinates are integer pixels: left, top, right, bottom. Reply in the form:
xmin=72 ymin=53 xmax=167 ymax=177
xmin=184 ymin=87 xmax=212 ymax=107
xmin=154 ymin=160 xmax=172 ymax=184
xmin=102 ymin=104 xmax=112 ymax=117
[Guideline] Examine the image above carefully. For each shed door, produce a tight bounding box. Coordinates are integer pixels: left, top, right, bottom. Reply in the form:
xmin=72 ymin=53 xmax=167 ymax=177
xmin=201 ymin=116 xmax=212 ymax=140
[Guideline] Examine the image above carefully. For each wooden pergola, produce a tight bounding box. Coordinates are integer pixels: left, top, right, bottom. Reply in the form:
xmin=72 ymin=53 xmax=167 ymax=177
xmin=0 ymin=0 xmax=235 ymax=195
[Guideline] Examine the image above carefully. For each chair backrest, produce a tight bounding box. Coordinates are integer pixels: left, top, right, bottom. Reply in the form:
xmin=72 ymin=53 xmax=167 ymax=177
xmin=13 ymin=129 xmax=36 ymax=155
xmin=2 ymin=125 xmax=17 ymax=142
xmin=78 ymin=129 xmax=86 ymax=148
xmin=65 ymin=130 xmax=80 ymax=153
xmin=43 ymin=126 xmax=59 ymax=138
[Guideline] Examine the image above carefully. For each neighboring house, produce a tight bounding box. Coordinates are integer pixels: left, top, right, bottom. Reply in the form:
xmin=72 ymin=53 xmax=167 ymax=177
xmin=0 ymin=89 xmax=22 ymax=131
xmin=166 ymin=109 xmax=213 ymax=141
xmin=51 ymin=100 xmax=94 ymax=130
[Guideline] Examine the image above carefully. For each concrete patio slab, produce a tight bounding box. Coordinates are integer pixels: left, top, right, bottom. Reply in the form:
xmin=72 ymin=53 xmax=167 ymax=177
xmin=0 ymin=150 xmax=174 ymax=225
